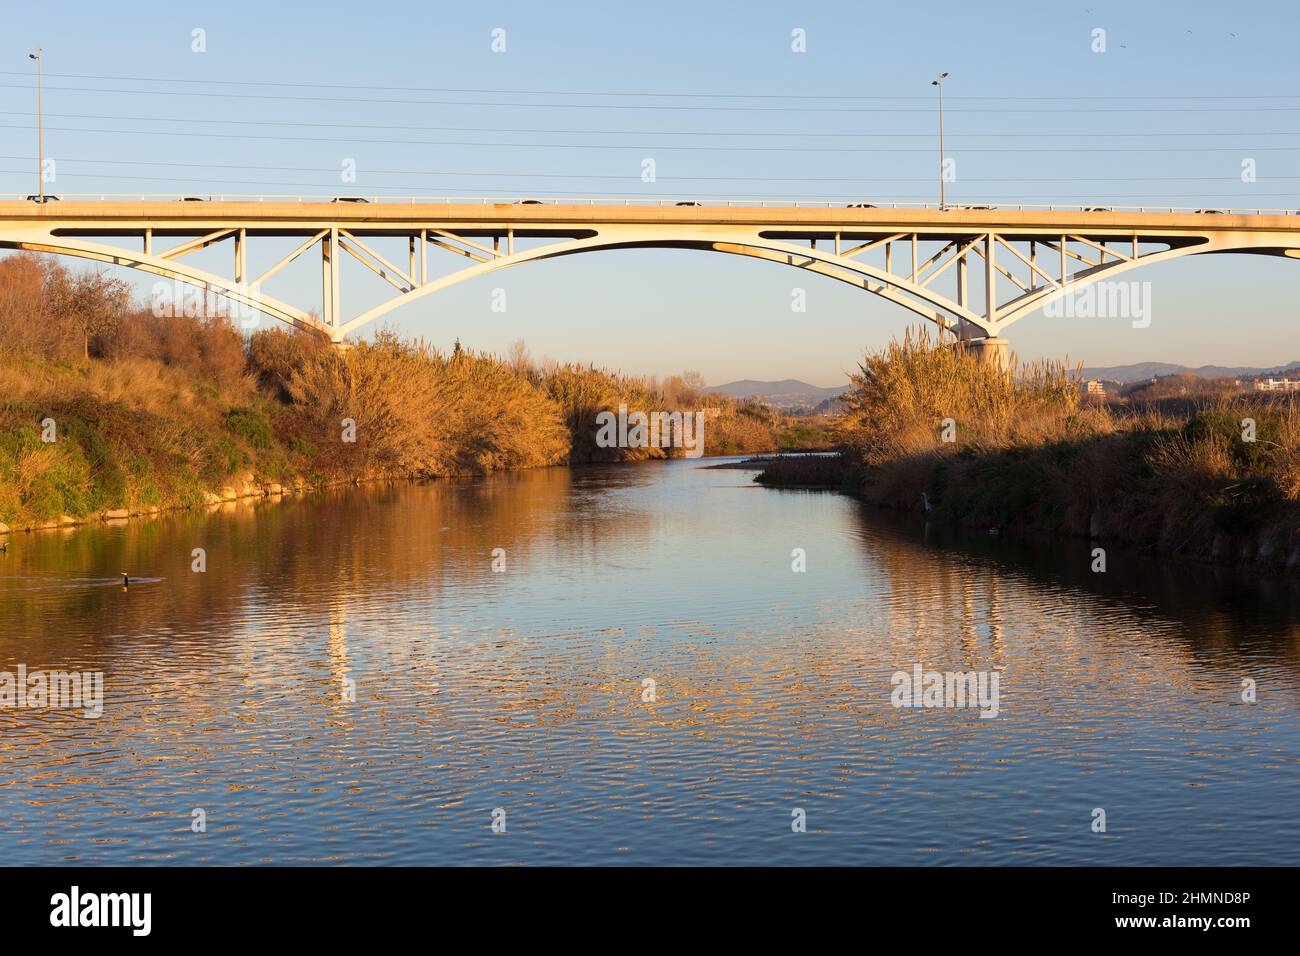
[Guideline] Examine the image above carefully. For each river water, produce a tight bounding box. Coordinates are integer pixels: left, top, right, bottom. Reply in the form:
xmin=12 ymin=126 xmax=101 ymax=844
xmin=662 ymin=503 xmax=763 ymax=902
xmin=1 ymin=459 xmax=1297 ymax=866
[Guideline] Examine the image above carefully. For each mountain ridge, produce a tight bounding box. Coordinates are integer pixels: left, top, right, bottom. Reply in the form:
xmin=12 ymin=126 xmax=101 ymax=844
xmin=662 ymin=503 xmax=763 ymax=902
xmin=706 ymin=362 xmax=1300 ymax=397
xmin=703 ymin=379 xmax=850 ymax=410
xmin=704 ymin=378 xmax=848 ymax=398
xmin=1082 ymin=360 xmax=1300 ymax=384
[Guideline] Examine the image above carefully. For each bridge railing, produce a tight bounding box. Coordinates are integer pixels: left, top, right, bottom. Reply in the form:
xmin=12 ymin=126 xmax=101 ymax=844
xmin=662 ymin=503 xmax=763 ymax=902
xmin=1 ymin=194 xmax=1298 ymax=216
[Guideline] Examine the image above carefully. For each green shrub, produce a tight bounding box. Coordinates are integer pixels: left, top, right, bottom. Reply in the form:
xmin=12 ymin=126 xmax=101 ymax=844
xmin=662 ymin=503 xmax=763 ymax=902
xmin=225 ymin=406 xmax=275 ymax=450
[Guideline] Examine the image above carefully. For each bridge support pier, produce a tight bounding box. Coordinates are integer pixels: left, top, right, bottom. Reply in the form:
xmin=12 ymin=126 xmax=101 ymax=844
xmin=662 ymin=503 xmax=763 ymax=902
xmin=965 ymin=336 xmax=1009 ymax=369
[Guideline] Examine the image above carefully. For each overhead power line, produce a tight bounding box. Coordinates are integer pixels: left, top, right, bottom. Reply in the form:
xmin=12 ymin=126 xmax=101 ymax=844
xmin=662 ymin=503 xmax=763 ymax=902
xmin=1 ymin=69 xmax=1297 ymax=103
xmin=0 ymin=154 xmax=1295 ymax=184
xmin=2 ymin=121 xmax=1298 ymax=154
xmin=6 ymin=82 xmax=1300 ymax=113
xmin=0 ymin=109 xmax=1295 ymax=140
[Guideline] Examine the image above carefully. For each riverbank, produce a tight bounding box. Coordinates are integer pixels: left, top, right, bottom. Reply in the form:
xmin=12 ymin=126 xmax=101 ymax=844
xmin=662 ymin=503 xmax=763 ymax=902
xmin=756 ymin=329 xmax=1300 ymax=572
xmin=0 ymin=338 xmax=826 ymax=535
xmin=0 ymin=253 xmax=833 ymax=534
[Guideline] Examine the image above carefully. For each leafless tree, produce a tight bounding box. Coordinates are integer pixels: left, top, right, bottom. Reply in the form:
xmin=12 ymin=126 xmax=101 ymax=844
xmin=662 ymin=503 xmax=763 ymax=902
xmin=48 ymin=268 xmax=132 ymax=360
xmin=506 ymin=337 xmax=534 ymax=375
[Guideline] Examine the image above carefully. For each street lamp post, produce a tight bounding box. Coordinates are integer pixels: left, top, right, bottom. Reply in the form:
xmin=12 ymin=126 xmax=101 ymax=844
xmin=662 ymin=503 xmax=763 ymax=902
xmin=28 ymin=49 xmax=43 ymax=202
xmin=931 ymin=71 xmax=948 ymax=210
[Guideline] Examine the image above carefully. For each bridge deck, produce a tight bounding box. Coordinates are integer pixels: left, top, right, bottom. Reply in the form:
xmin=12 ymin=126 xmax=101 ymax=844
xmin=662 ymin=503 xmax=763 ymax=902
xmin=2 ymin=200 xmax=1299 ymax=236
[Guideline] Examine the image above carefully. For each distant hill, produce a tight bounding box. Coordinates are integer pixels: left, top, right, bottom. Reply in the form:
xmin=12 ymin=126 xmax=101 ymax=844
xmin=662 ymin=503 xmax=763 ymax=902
xmin=705 ymin=362 xmax=1300 ymax=406
xmin=1081 ymin=360 xmax=1300 ymax=384
xmin=704 ymin=379 xmax=850 ymax=411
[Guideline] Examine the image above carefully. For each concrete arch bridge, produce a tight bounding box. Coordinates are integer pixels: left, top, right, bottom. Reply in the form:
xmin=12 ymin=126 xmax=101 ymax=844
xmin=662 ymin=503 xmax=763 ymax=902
xmin=3 ymin=197 xmax=1298 ymax=362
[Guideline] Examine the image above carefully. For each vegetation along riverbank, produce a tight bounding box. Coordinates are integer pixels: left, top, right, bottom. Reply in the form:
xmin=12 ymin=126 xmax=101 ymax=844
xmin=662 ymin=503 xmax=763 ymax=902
xmin=0 ymin=253 xmax=831 ymax=533
xmin=757 ymin=326 xmax=1300 ymax=571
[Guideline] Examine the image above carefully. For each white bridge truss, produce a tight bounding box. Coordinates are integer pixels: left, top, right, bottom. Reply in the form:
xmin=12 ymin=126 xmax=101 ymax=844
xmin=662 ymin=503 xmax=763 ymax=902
xmin=2 ymin=201 xmax=1298 ymax=342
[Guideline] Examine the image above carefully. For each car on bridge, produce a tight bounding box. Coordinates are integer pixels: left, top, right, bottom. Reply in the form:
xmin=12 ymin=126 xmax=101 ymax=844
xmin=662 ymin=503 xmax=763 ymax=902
xmin=514 ymin=199 xmax=544 ymax=205
xmin=331 ymin=197 xmax=370 ymax=203
xmin=846 ymin=203 xmax=877 ymax=209
xmin=25 ymin=194 xmax=59 ymax=203
xmin=675 ymin=201 xmax=701 ymax=206
xmin=1195 ymin=208 xmax=1225 ymax=214
xmin=1083 ymin=207 xmax=1112 ymax=213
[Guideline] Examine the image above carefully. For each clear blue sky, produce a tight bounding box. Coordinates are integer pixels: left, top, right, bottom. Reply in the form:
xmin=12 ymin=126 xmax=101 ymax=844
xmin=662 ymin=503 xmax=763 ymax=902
xmin=3 ymin=0 xmax=1299 ymax=384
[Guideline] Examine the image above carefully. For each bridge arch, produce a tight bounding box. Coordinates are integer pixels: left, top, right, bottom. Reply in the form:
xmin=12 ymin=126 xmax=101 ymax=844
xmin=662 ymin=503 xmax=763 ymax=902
xmin=336 ymin=232 xmax=986 ymax=338
xmin=4 ymin=202 xmax=1300 ymax=344
xmin=0 ymin=233 xmax=331 ymax=337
